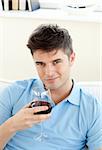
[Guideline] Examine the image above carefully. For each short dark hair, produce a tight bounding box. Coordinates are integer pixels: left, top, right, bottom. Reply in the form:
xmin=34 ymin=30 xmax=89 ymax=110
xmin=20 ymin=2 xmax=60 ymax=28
xmin=27 ymin=24 xmax=73 ymax=56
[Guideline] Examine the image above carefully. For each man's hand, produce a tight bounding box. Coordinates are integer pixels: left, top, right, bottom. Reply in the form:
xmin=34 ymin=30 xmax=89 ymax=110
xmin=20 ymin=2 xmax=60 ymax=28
xmin=10 ymin=103 xmax=51 ymax=132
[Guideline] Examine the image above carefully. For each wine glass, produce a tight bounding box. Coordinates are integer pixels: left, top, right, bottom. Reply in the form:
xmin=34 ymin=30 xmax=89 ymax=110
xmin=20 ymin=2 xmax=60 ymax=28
xmin=30 ymin=87 xmax=52 ymax=142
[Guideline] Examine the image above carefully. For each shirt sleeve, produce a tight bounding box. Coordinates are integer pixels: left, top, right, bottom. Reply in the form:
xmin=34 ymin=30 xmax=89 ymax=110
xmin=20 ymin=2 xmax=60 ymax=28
xmin=0 ymin=80 xmax=27 ymax=125
xmin=86 ymin=99 xmax=102 ymax=150
xmin=0 ymin=86 xmax=13 ymax=125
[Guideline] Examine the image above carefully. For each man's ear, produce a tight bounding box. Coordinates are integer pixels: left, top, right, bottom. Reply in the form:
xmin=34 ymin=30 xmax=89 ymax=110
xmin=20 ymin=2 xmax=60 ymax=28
xmin=69 ymin=52 xmax=75 ymax=66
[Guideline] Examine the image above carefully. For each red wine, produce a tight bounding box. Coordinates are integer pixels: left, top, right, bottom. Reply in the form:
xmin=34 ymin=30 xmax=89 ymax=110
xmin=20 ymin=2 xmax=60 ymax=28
xmin=30 ymin=101 xmax=52 ymax=114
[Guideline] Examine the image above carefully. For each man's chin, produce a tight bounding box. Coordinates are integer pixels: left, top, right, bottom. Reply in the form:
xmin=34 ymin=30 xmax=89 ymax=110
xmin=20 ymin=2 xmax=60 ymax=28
xmin=44 ymin=83 xmax=59 ymax=90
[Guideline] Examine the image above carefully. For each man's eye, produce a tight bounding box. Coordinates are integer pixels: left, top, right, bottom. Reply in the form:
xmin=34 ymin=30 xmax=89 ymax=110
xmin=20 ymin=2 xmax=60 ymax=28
xmin=53 ymin=60 xmax=62 ymax=65
xmin=36 ymin=62 xmax=45 ymax=67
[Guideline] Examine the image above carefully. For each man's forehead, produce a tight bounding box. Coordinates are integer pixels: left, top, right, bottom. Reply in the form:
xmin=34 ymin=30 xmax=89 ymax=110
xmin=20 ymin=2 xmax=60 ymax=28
xmin=33 ymin=49 xmax=66 ymax=57
xmin=33 ymin=49 xmax=67 ymax=63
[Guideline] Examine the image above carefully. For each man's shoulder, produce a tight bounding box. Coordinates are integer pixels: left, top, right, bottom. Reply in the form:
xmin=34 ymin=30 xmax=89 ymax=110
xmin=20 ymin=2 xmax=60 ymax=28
xmin=0 ymin=77 xmax=41 ymax=107
xmin=10 ymin=76 xmax=39 ymax=89
xmin=79 ymin=86 xmax=100 ymax=105
xmin=78 ymin=86 xmax=101 ymax=118
xmin=76 ymin=81 xmax=101 ymax=102
xmin=0 ymin=76 xmax=41 ymax=98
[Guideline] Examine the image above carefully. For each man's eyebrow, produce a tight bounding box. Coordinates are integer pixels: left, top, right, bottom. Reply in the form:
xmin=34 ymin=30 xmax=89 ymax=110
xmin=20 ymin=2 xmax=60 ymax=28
xmin=53 ymin=58 xmax=62 ymax=62
xmin=35 ymin=61 xmax=44 ymax=63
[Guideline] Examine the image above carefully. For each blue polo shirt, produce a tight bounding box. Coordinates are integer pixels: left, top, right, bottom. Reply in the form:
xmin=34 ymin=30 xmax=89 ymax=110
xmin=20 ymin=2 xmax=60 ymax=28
xmin=0 ymin=78 xmax=102 ymax=150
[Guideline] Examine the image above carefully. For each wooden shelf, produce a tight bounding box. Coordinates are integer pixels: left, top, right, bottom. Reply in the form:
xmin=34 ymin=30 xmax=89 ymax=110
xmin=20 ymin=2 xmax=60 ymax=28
xmin=0 ymin=8 xmax=102 ymax=23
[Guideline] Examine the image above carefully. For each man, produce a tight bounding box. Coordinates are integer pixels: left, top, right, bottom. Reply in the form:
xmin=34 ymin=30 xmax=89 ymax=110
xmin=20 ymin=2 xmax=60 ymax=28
xmin=0 ymin=24 xmax=102 ymax=150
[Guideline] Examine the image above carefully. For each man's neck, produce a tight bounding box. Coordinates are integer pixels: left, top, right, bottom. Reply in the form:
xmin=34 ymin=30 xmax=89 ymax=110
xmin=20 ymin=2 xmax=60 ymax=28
xmin=50 ymin=79 xmax=73 ymax=104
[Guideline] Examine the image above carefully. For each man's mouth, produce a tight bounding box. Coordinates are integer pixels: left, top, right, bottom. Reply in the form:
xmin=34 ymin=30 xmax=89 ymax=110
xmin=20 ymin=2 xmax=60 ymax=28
xmin=44 ymin=77 xmax=58 ymax=83
xmin=45 ymin=77 xmax=58 ymax=81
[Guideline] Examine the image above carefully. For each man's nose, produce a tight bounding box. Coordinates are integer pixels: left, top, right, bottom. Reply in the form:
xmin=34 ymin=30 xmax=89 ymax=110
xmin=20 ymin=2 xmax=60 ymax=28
xmin=44 ymin=64 xmax=55 ymax=76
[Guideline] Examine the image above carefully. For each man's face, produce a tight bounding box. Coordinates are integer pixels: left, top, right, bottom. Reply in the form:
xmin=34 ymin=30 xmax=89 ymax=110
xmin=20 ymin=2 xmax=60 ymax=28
xmin=33 ymin=49 xmax=75 ymax=90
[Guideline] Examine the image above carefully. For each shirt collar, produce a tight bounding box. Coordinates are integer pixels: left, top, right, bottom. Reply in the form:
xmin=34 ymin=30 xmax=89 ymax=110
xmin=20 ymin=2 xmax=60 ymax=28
xmin=66 ymin=80 xmax=80 ymax=106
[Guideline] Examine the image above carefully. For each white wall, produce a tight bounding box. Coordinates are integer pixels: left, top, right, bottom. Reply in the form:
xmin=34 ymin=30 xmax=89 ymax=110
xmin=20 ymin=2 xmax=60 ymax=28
xmin=0 ymin=17 xmax=101 ymax=82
